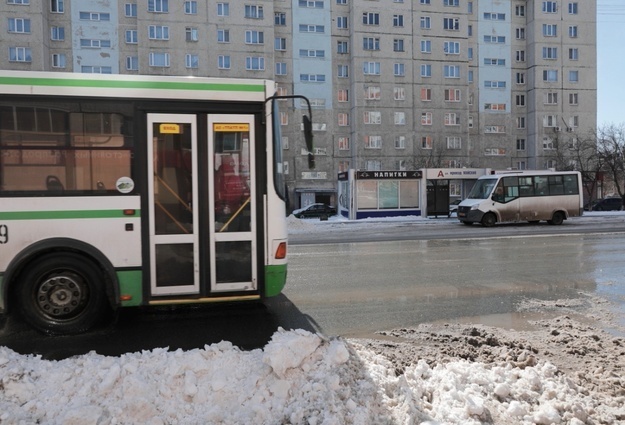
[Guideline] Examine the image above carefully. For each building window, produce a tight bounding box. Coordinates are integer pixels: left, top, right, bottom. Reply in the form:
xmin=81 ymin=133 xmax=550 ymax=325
xmin=569 ymin=70 xmax=579 ymax=83
xmin=52 ymin=53 xmax=66 ymax=68
xmin=338 ymin=113 xmax=349 ymax=126
xmin=420 ymin=16 xmax=431 ymax=29
xmin=393 ymin=14 xmax=404 ymax=27
xmin=186 ymin=27 xmax=198 ymax=42
xmin=336 ymin=16 xmax=348 ymax=29
xmin=149 ymin=52 xmax=170 ymax=67
xmin=362 ymin=12 xmax=380 ymax=25
xmin=516 ymin=28 xmax=526 ymax=39
xmin=51 ymin=26 xmax=65 ymax=41
xmin=446 ymin=137 xmax=461 ymax=149
xmin=51 ymin=0 xmax=64 ymax=13
xmin=444 ymin=0 xmax=459 ymax=6
xmin=125 ymin=4 xmax=137 ymax=17
xmin=363 ymin=37 xmax=380 ymax=51
xmin=394 ymin=112 xmax=406 ymax=125
xmin=543 ymin=69 xmax=558 ymax=82
xmin=444 ymin=65 xmax=460 ymax=78
xmin=516 ymin=95 xmax=526 ymax=106
xmin=515 ymin=5 xmax=525 ymax=16
xmin=543 ymin=47 xmax=558 ymax=60
xmin=516 ymin=72 xmax=525 ymax=84
xmin=364 ymin=86 xmax=381 ymax=99
xmin=245 ymin=5 xmax=263 ymax=19
xmin=569 ymin=93 xmax=578 ymax=105
xmin=299 ymin=24 xmax=324 ymax=33
xmin=364 ymin=111 xmax=381 ymax=125
xmin=181 ymin=0 xmax=197 ymax=14
xmin=516 ymin=50 xmax=526 ymax=62
xmin=444 ymin=41 xmax=460 ymax=54
xmin=395 ymin=136 xmax=406 ymax=149
xmin=421 ymin=136 xmax=432 ymax=149
xmin=444 ymin=88 xmax=461 ymax=102
xmin=569 ymin=26 xmax=578 ymax=38
xmin=217 ymin=30 xmax=230 ymax=43
xmin=484 ymin=58 xmax=506 ymax=66
xmin=445 ymin=113 xmax=460 ymax=126
xmin=338 ymin=89 xmax=349 ymax=102
xmin=185 ymin=54 xmax=199 ymax=69
xmin=245 ymin=30 xmax=264 ymax=44
xmin=421 ymin=39 xmax=431 ymax=53
xmin=245 ymin=56 xmax=265 ymax=71
xmin=337 ymin=64 xmax=349 ymax=78
xmin=394 ymin=63 xmax=405 ymax=77
xmin=443 ymin=17 xmax=460 ymax=30
xmin=148 ymin=0 xmax=168 ymax=13
xmin=8 ymin=18 xmax=31 ymax=33
xmin=80 ymin=39 xmax=111 ymax=48
xmin=8 ymin=0 xmax=30 ymax=3
xmin=484 ymin=35 xmax=506 ymax=43
xmin=393 ymin=39 xmax=405 ymax=52
xmin=275 ymin=37 xmax=287 ymax=51
xmin=517 ymin=117 xmax=526 ymax=129
xmin=218 ymin=55 xmax=230 ymax=69
xmin=543 ymin=24 xmax=557 ymax=37
xmin=421 ymin=64 xmax=432 ymax=77
xmin=364 ymin=135 xmax=382 ymax=149
xmin=81 ymin=66 xmax=112 ymax=74
xmin=275 ymin=12 xmax=286 ymax=25
xmin=126 ymin=56 xmax=138 ymax=71
xmin=337 ymin=41 xmax=348 ymax=54
xmin=421 ymin=112 xmax=432 ymax=125
xmin=545 ymin=92 xmax=558 ymax=104
xmin=365 ymin=160 xmax=381 ymax=171
xmin=125 ymin=30 xmax=138 ymax=44
xmin=275 ymin=62 xmax=287 ymax=75
xmin=569 ymin=48 xmax=579 ymax=61
xmin=79 ymin=12 xmax=110 ymax=21
xmin=394 ymin=87 xmax=405 ymax=101
xmin=568 ymin=2 xmax=578 ymax=14
xmin=217 ymin=3 xmax=229 ymax=16
xmin=421 ymin=88 xmax=432 ymax=101
xmin=363 ymin=62 xmax=381 ymax=75
xmin=516 ymin=139 xmax=526 ymax=150
xmin=542 ymin=1 xmax=557 ymax=13
xmin=543 ymin=115 xmax=558 ymax=127
xmin=338 ymin=137 xmax=350 ymax=150
xmin=300 ymin=74 xmax=326 ymax=82
xmin=149 ymin=25 xmax=169 ymax=40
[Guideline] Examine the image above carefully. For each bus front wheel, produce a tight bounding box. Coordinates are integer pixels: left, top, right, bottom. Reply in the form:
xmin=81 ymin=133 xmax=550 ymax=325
xmin=548 ymin=211 xmax=565 ymax=225
xmin=17 ymin=253 xmax=109 ymax=335
xmin=481 ymin=213 xmax=497 ymax=227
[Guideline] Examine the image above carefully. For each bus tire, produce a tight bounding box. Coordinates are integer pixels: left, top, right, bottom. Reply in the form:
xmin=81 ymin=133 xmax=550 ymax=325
xmin=17 ymin=253 xmax=109 ymax=335
xmin=481 ymin=213 xmax=496 ymax=227
xmin=548 ymin=211 xmax=565 ymax=226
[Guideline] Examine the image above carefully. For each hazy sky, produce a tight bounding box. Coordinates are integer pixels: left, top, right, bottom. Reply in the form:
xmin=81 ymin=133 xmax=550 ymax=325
xmin=597 ymin=0 xmax=625 ymax=127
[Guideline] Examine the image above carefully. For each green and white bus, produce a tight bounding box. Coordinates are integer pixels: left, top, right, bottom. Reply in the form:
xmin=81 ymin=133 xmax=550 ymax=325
xmin=0 ymin=71 xmax=313 ymax=334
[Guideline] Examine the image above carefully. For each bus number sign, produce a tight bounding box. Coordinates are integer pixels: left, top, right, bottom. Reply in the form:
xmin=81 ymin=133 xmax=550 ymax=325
xmin=0 ymin=225 xmax=7 ymax=244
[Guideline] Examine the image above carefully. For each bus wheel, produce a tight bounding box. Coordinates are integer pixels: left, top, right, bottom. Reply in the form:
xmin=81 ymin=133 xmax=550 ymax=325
xmin=18 ymin=253 xmax=109 ymax=335
xmin=481 ymin=213 xmax=496 ymax=227
xmin=548 ymin=211 xmax=565 ymax=226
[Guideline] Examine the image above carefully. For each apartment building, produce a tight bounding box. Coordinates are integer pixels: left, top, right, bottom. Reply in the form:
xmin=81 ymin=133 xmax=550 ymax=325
xmin=0 ymin=0 xmax=596 ymax=209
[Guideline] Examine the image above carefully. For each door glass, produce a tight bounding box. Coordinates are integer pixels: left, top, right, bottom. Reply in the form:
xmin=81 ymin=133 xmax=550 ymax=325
xmin=213 ymin=125 xmax=251 ymax=232
xmin=153 ymin=122 xmax=194 ymax=287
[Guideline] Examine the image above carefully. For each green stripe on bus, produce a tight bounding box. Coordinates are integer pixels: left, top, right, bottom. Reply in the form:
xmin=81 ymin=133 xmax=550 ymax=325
xmin=265 ymin=264 xmax=287 ymax=298
xmin=0 ymin=210 xmax=140 ymax=220
xmin=0 ymin=76 xmax=264 ymax=93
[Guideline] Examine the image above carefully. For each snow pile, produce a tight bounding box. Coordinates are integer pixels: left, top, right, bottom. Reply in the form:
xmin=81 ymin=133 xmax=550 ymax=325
xmin=2 ymin=327 xmax=622 ymax=424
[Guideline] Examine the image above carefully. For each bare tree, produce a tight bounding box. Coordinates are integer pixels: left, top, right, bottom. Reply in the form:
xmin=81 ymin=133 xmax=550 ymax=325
xmin=596 ymin=124 xmax=625 ymax=205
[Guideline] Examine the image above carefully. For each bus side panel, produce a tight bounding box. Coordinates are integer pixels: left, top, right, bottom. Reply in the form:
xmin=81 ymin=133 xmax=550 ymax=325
xmin=0 ymin=196 xmax=142 ymax=308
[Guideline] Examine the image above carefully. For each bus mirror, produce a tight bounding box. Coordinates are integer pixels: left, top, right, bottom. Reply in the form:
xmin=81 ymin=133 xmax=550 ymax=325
xmin=303 ymin=115 xmax=315 ymax=169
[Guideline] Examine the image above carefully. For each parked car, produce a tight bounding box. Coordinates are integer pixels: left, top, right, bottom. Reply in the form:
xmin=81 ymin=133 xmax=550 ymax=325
xmin=449 ymin=199 xmax=462 ymax=214
xmin=591 ymin=197 xmax=623 ymax=211
xmin=293 ymin=203 xmax=337 ymax=219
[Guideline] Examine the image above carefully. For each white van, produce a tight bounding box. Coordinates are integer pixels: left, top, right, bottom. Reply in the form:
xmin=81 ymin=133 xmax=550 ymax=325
xmin=457 ymin=171 xmax=583 ymax=227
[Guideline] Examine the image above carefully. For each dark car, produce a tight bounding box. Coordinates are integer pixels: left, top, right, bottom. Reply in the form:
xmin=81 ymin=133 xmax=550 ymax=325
xmin=591 ymin=197 xmax=623 ymax=211
xmin=293 ymin=203 xmax=337 ymax=219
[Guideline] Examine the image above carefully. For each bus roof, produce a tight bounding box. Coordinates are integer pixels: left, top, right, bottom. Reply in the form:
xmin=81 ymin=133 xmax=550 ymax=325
xmin=0 ymin=70 xmax=270 ymax=102
xmin=480 ymin=170 xmax=581 ymax=179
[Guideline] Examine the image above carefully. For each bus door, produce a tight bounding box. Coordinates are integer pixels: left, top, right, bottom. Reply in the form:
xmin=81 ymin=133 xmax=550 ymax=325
xmin=493 ymin=176 xmax=521 ymax=222
xmin=147 ymin=114 xmax=200 ymax=296
xmin=207 ymin=115 xmax=256 ymax=294
xmin=147 ymin=114 xmax=257 ymax=297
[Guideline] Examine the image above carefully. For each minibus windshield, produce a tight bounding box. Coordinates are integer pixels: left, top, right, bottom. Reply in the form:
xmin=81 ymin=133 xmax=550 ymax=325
xmin=467 ymin=178 xmax=497 ymax=199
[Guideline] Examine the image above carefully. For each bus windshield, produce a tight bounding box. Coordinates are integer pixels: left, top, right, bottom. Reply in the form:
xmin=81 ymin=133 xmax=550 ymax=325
xmin=467 ymin=178 xmax=497 ymax=199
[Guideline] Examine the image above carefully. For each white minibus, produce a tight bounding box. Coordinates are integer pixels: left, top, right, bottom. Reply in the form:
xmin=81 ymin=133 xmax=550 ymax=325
xmin=457 ymin=171 xmax=583 ymax=227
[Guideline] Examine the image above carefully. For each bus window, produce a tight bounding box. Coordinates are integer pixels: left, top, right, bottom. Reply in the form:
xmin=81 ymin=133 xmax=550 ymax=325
xmin=502 ymin=176 xmax=519 ymax=201
xmin=548 ymin=175 xmax=565 ymax=195
xmin=563 ymin=175 xmax=579 ymax=194
xmin=519 ymin=177 xmax=534 ymax=197
xmin=534 ymin=176 xmax=548 ymax=196
xmin=467 ymin=178 xmax=497 ymax=199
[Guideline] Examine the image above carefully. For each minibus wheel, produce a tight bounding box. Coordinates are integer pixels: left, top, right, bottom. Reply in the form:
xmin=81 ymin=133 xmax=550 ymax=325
xmin=17 ymin=253 xmax=109 ymax=335
xmin=548 ymin=211 xmax=565 ymax=225
xmin=481 ymin=213 xmax=496 ymax=227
